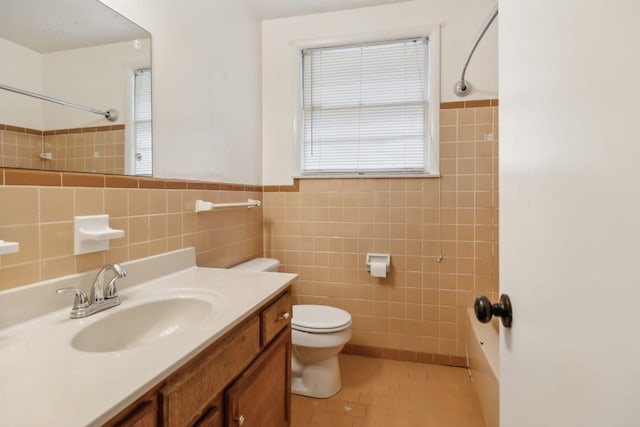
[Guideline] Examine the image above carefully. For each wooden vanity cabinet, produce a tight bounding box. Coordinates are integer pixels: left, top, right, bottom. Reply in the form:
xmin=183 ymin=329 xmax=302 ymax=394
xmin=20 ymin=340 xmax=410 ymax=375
xmin=160 ymin=317 xmax=261 ymax=427
xmin=107 ymin=288 xmax=292 ymax=427
xmin=260 ymin=292 xmax=292 ymax=345
xmin=226 ymin=326 xmax=291 ymax=427
xmin=108 ymin=399 xmax=158 ymax=427
xmin=190 ymin=393 xmax=223 ymax=427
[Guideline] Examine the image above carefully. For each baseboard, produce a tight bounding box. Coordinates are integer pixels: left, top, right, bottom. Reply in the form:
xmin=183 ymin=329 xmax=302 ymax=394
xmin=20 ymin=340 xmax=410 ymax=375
xmin=342 ymin=344 xmax=467 ymax=368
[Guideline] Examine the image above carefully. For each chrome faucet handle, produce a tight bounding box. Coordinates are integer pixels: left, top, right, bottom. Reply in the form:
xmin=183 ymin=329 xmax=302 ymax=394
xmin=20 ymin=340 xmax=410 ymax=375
xmin=104 ymin=276 xmax=120 ymax=299
xmin=104 ymin=278 xmax=117 ymax=299
xmin=104 ymin=264 xmax=127 ymax=299
xmin=56 ymin=287 xmax=89 ymax=310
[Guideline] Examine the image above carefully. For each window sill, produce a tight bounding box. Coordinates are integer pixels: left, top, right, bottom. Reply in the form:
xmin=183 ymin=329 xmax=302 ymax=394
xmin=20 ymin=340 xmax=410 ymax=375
xmin=293 ymin=173 xmax=440 ymax=179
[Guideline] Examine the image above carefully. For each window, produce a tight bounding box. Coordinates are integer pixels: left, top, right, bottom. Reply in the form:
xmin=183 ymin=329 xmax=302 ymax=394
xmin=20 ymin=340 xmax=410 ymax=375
xmin=301 ymin=37 xmax=435 ymax=176
xmin=134 ymin=68 xmax=152 ymax=176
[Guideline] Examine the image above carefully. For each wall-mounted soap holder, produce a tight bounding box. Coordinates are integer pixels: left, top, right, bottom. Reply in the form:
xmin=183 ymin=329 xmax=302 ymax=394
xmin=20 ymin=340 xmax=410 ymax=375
xmin=74 ymin=215 xmax=124 ymax=255
xmin=0 ymin=240 xmax=20 ymax=255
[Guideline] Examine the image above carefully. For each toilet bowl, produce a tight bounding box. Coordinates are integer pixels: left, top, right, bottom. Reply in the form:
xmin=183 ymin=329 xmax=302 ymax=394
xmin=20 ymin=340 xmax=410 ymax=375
xmin=291 ymin=304 xmax=352 ymax=398
xmin=230 ymin=258 xmax=352 ymax=399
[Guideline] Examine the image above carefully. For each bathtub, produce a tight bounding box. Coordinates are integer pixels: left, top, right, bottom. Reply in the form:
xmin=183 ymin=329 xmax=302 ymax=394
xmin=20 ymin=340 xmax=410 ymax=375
xmin=467 ymin=308 xmax=499 ymax=427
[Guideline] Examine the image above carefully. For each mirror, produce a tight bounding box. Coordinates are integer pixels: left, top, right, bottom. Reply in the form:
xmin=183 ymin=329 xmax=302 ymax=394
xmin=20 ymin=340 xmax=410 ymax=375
xmin=0 ymin=0 xmax=152 ymax=176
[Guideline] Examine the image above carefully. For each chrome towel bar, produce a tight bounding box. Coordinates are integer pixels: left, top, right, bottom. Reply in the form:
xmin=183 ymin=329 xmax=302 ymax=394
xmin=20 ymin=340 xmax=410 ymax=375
xmin=195 ymin=199 xmax=261 ymax=213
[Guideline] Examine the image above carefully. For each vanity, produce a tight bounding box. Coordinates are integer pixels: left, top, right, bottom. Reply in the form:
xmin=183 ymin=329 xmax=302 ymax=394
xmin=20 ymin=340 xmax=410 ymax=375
xmin=0 ymin=248 xmax=296 ymax=426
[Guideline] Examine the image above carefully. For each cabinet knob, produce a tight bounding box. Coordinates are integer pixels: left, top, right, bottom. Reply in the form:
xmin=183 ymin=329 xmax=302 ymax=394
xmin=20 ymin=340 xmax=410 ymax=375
xmin=278 ymin=312 xmax=290 ymax=321
xmin=235 ymin=415 xmax=245 ymax=425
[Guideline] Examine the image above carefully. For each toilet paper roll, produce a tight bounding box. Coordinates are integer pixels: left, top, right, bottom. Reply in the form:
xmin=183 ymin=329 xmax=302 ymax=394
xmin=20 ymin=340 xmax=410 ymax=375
xmin=370 ymin=261 xmax=387 ymax=278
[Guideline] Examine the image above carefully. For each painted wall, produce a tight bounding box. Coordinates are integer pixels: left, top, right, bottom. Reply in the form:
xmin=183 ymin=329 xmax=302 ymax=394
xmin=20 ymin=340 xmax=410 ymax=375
xmin=262 ymin=0 xmax=498 ymax=185
xmin=0 ymin=38 xmax=149 ymax=130
xmin=99 ymin=0 xmax=263 ymax=184
xmin=0 ymin=37 xmax=44 ymax=130
xmin=500 ymin=0 xmax=640 ymax=425
xmin=42 ymin=39 xmax=150 ymax=130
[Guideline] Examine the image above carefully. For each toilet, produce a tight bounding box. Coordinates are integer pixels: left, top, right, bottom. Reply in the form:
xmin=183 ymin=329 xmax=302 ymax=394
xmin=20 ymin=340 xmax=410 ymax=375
xmin=230 ymin=257 xmax=280 ymax=272
xmin=231 ymin=258 xmax=352 ymax=398
xmin=290 ymin=304 xmax=351 ymax=398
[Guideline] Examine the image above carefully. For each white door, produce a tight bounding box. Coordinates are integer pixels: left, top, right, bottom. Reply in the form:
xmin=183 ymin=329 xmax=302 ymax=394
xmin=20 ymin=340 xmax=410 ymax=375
xmin=499 ymin=1 xmax=640 ymax=426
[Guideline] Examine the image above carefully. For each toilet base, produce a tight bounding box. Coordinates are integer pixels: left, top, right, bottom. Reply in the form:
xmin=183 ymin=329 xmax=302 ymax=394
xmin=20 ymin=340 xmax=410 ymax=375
xmin=291 ymin=351 xmax=342 ymax=398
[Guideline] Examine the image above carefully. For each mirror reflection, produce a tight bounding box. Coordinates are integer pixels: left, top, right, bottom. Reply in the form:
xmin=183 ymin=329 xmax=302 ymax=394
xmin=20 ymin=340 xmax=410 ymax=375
xmin=0 ymin=0 xmax=152 ymax=176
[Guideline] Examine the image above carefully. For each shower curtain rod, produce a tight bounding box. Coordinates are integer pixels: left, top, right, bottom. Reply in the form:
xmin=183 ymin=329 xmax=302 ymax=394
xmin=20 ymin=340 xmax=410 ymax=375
xmin=0 ymin=83 xmax=118 ymax=121
xmin=454 ymin=4 xmax=498 ymax=97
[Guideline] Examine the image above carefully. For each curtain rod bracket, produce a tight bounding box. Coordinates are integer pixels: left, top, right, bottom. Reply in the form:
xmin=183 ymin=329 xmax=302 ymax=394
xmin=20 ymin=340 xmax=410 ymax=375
xmin=454 ymin=81 xmax=472 ymax=97
xmin=105 ymin=109 xmax=118 ymax=122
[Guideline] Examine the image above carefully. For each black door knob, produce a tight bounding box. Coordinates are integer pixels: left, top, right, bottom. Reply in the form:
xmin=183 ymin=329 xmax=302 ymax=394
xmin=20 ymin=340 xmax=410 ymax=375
xmin=474 ymin=294 xmax=513 ymax=328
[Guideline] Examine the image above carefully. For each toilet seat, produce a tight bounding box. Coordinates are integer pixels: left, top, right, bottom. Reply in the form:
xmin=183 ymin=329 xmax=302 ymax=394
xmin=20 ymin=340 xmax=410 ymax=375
xmin=292 ymin=305 xmax=352 ymax=333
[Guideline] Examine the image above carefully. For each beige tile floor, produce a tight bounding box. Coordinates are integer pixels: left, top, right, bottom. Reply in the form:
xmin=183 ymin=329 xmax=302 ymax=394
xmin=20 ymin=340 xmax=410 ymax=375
xmin=291 ymin=354 xmax=486 ymax=427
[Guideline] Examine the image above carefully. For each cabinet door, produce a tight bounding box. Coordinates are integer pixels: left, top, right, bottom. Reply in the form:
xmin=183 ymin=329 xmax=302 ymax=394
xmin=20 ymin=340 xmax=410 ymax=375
xmin=161 ymin=318 xmax=260 ymax=427
xmin=226 ymin=328 xmax=291 ymax=427
xmin=113 ymin=400 xmax=157 ymax=427
xmin=191 ymin=396 xmax=223 ymax=427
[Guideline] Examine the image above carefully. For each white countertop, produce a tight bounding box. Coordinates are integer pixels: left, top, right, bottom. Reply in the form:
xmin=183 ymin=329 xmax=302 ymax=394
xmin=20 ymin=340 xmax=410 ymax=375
xmin=0 ymin=249 xmax=296 ymax=427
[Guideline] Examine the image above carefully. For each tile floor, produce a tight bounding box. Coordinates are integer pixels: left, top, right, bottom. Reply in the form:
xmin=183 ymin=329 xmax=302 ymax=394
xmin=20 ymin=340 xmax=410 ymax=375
xmin=291 ymin=354 xmax=486 ymax=427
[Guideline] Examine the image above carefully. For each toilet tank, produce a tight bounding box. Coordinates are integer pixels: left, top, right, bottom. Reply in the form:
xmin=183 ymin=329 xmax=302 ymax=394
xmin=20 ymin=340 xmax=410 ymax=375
xmin=230 ymin=258 xmax=280 ymax=272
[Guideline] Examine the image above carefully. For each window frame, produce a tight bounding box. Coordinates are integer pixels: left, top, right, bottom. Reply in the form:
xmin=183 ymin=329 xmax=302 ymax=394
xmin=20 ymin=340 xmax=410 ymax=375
xmin=291 ymin=26 xmax=440 ymax=178
xmin=133 ymin=68 xmax=152 ymax=176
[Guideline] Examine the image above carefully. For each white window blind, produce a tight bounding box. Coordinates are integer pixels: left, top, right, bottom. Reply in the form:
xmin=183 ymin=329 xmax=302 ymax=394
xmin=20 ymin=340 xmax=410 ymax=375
xmin=302 ymin=38 xmax=428 ymax=175
xmin=134 ymin=68 xmax=152 ymax=176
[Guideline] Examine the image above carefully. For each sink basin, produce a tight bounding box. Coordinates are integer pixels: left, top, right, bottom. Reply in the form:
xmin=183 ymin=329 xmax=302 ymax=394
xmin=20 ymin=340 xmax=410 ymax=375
xmin=71 ymin=297 xmax=214 ymax=353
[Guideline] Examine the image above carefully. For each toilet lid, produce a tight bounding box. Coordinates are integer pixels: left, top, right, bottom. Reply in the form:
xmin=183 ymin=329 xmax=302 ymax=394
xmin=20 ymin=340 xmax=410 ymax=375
xmin=292 ymin=305 xmax=352 ymax=333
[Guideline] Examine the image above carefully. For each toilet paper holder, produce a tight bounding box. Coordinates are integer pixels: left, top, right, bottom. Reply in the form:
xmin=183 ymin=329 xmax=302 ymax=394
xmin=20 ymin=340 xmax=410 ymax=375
xmin=365 ymin=253 xmax=391 ymax=273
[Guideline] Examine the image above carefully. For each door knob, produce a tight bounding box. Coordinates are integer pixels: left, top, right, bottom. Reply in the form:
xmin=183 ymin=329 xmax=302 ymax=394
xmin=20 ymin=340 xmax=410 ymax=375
xmin=474 ymin=294 xmax=513 ymax=328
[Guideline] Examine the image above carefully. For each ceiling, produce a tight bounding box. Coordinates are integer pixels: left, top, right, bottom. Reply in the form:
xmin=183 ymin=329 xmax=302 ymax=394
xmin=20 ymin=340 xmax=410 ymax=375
xmin=248 ymin=0 xmax=414 ymax=20
xmin=0 ymin=0 xmax=412 ymax=53
xmin=0 ymin=0 xmax=149 ymax=53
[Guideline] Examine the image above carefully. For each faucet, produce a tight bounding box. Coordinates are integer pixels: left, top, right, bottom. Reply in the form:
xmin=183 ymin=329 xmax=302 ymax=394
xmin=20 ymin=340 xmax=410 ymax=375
xmin=90 ymin=263 xmax=127 ymax=304
xmin=57 ymin=264 xmax=127 ymax=319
